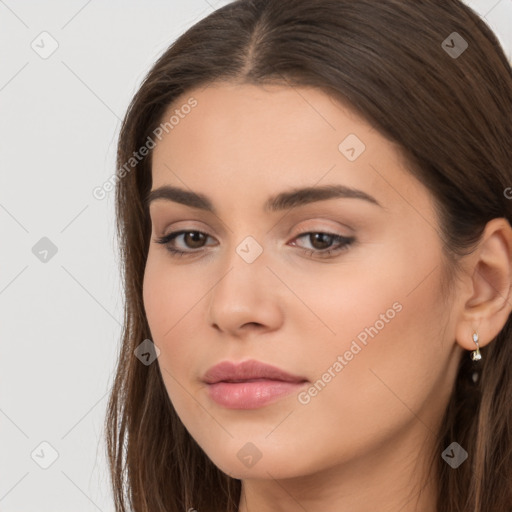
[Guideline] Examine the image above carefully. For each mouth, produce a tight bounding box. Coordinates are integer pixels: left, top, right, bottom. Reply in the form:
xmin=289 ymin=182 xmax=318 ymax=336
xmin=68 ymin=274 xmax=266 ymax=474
xmin=202 ymin=359 xmax=308 ymax=409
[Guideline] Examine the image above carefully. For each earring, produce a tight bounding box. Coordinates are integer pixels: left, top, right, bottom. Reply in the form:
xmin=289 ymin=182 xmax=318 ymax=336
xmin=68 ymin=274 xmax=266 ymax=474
xmin=470 ymin=332 xmax=482 ymax=361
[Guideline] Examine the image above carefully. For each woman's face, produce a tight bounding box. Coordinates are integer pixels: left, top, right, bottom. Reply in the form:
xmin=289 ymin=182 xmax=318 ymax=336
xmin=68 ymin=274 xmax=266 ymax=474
xmin=143 ymin=83 xmax=463 ymax=482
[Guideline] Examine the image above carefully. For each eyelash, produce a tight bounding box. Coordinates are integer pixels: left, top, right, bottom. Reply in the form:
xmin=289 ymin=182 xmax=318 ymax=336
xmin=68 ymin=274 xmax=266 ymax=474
xmin=154 ymin=230 xmax=355 ymax=259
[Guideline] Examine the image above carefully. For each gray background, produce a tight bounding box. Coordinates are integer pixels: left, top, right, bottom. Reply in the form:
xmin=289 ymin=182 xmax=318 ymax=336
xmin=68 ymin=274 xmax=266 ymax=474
xmin=0 ymin=1 xmax=510 ymax=510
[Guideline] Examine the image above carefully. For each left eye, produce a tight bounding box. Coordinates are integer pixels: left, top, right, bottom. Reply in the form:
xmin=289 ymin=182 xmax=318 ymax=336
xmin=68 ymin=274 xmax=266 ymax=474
xmin=291 ymin=232 xmax=355 ymax=257
xmin=154 ymin=230 xmax=355 ymax=258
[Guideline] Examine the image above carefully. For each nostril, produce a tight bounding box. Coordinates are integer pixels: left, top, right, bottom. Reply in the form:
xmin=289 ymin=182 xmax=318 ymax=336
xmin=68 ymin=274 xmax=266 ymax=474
xmin=243 ymin=322 xmax=262 ymax=329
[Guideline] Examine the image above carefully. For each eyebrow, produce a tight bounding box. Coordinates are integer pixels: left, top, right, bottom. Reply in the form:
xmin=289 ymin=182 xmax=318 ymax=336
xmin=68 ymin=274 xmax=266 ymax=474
xmin=145 ymin=184 xmax=382 ymax=213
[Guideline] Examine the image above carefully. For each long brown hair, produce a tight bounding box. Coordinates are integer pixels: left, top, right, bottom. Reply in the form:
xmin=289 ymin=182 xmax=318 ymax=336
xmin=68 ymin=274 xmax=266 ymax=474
xmin=105 ymin=1 xmax=512 ymax=510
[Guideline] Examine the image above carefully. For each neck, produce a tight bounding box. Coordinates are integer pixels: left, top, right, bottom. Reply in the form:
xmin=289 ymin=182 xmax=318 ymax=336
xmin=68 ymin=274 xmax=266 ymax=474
xmin=237 ymin=425 xmax=439 ymax=512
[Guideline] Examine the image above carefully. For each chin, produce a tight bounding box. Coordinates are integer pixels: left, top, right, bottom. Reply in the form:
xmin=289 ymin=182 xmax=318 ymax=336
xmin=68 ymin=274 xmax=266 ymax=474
xmin=201 ymin=442 xmax=316 ymax=481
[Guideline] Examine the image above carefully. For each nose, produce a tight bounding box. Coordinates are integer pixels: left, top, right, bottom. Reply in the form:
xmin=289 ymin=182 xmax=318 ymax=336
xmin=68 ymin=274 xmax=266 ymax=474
xmin=206 ymin=242 xmax=284 ymax=337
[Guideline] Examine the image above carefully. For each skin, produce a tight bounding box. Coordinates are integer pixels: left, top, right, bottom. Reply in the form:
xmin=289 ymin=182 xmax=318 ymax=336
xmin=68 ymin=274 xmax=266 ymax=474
xmin=142 ymin=82 xmax=512 ymax=512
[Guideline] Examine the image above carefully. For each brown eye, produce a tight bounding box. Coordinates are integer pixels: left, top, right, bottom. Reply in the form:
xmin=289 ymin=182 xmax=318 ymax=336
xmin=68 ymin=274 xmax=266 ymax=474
xmin=154 ymin=230 xmax=215 ymax=256
xmin=308 ymin=233 xmax=335 ymax=250
xmin=291 ymin=231 xmax=355 ymax=258
xmin=182 ymin=231 xmax=207 ymax=249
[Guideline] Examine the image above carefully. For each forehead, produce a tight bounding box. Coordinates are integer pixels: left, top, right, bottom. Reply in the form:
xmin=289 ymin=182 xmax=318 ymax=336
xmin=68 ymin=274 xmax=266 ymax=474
xmin=150 ymin=83 xmax=432 ymax=217
xmin=152 ymin=82 xmax=371 ymax=167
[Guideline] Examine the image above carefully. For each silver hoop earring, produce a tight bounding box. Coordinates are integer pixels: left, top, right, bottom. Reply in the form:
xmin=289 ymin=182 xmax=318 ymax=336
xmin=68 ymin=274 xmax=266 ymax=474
xmin=471 ymin=332 xmax=482 ymax=361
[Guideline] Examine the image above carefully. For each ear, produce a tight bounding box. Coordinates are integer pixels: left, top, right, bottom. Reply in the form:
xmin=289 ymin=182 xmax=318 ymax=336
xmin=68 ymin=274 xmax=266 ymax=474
xmin=455 ymin=217 xmax=512 ymax=351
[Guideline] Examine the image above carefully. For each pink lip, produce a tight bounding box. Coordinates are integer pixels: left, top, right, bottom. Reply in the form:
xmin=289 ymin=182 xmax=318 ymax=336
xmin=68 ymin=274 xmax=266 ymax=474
xmin=203 ymin=359 xmax=308 ymax=409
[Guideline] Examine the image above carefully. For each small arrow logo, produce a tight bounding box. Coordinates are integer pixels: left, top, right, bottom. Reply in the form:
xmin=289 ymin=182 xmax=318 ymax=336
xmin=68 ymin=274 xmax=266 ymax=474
xmin=134 ymin=339 xmax=160 ymax=365
xmin=441 ymin=441 xmax=468 ymax=468
xmin=338 ymin=134 xmax=365 ymax=161
xmin=236 ymin=236 xmax=263 ymax=263
xmin=237 ymin=441 xmax=263 ymax=467
xmin=31 ymin=31 xmax=59 ymax=59
xmin=441 ymin=32 xmax=468 ymax=59
xmin=444 ymin=449 xmax=455 ymax=458
xmin=31 ymin=441 xmax=59 ymax=469
xmin=32 ymin=237 xmax=58 ymax=263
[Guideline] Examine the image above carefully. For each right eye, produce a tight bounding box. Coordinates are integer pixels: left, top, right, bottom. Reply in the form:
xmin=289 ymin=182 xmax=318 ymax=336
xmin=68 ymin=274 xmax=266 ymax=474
xmin=154 ymin=230 xmax=217 ymax=256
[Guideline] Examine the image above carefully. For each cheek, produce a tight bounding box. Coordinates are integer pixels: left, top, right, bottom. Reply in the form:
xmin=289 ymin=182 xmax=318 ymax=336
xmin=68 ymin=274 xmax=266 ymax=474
xmin=142 ymin=250 xmax=225 ymax=415
xmin=142 ymin=258 xmax=200 ymax=423
xmin=143 ymin=248 xmax=205 ymax=339
xmin=314 ymin=287 xmax=443 ymax=428
xmin=142 ymin=253 xmax=202 ymax=367
xmin=286 ymin=244 xmax=447 ymax=438
xmin=263 ymin=289 xmax=443 ymax=477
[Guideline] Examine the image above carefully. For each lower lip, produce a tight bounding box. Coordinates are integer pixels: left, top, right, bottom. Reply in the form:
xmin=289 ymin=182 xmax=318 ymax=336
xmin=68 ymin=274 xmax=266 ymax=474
xmin=206 ymin=380 xmax=307 ymax=409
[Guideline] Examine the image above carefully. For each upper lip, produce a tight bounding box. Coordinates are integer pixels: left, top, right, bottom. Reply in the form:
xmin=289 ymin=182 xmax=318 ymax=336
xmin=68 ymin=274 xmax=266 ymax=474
xmin=203 ymin=359 xmax=308 ymax=384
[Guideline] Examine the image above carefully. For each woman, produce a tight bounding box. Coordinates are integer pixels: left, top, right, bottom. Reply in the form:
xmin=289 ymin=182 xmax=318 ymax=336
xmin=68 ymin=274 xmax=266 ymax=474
xmin=105 ymin=0 xmax=512 ymax=510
